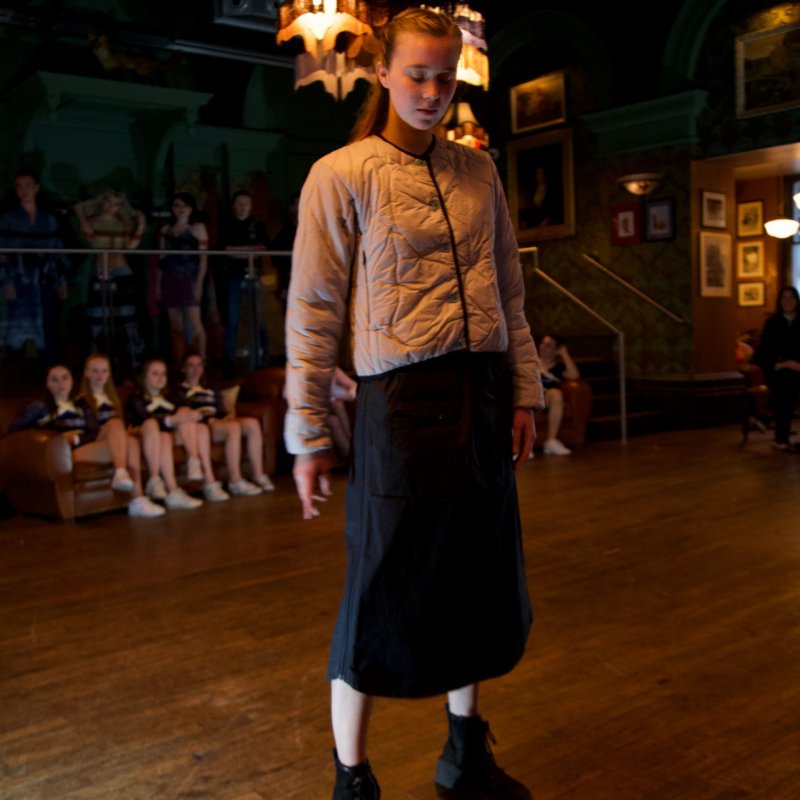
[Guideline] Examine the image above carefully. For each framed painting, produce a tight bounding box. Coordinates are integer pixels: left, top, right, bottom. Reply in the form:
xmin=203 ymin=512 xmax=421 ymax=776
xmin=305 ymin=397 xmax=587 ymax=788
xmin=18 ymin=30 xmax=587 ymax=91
xmin=510 ymin=71 xmax=566 ymax=134
xmin=736 ymin=22 xmax=800 ymax=118
xmin=643 ymin=198 xmax=675 ymax=241
xmin=738 ymin=281 xmax=765 ymax=307
xmin=737 ymin=240 xmax=764 ymax=278
xmin=701 ymin=191 xmax=727 ymax=229
xmin=611 ymin=203 xmax=641 ymax=245
xmin=506 ymin=128 xmax=575 ymax=242
xmin=737 ymin=200 xmax=764 ymax=236
xmin=700 ymin=232 xmax=732 ymax=297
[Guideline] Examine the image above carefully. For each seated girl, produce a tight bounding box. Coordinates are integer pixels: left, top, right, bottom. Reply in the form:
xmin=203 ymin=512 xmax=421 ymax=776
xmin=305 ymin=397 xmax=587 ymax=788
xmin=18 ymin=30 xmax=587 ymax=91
xmin=9 ymin=363 xmax=162 ymax=518
xmin=536 ymin=334 xmax=580 ymax=456
xmin=124 ymin=359 xmax=216 ymax=508
xmin=79 ymin=353 xmax=165 ymax=517
xmin=173 ymin=350 xmax=275 ymax=495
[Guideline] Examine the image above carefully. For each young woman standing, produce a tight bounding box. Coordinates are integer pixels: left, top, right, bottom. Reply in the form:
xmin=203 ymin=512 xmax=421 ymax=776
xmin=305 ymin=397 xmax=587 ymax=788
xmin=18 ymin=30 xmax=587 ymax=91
xmin=284 ymin=8 xmax=542 ymax=799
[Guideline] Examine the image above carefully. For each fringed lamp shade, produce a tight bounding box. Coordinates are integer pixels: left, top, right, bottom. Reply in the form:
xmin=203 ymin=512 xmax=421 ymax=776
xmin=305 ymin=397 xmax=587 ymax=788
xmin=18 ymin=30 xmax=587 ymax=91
xmin=276 ymin=0 xmax=386 ymax=100
xmin=451 ymin=4 xmax=489 ymax=89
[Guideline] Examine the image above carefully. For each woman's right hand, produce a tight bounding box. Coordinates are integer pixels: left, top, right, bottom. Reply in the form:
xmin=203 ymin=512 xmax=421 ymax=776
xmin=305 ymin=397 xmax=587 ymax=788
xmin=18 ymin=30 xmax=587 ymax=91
xmin=293 ymin=450 xmax=335 ymax=519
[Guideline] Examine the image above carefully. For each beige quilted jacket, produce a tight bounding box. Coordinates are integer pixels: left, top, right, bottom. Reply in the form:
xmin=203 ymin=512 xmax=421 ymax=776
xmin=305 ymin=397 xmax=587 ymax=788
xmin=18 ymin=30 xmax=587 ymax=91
xmin=284 ymin=135 xmax=542 ymax=455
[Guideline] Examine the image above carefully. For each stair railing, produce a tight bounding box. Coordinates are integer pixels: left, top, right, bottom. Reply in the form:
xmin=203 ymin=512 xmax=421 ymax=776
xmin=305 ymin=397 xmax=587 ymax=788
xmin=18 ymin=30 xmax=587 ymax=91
xmin=582 ymin=253 xmax=688 ymax=325
xmin=520 ymin=246 xmax=627 ymax=443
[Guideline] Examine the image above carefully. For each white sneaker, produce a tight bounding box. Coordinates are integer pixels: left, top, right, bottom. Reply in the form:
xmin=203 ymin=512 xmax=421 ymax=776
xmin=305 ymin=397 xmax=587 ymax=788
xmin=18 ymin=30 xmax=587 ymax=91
xmin=228 ymin=479 xmax=262 ymax=497
xmin=145 ymin=475 xmax=168 ymax=500
xmin=112 ymin=468 xmax=135 ymax=493
xmin=128 ymin=495 xmax=166 ymax=518
xmin=165 ymin=488 xmax=203 ymax=510
xmin=543 ymin=438 xmax=572 ymax=456
xmin=203 ymin=481 xmax=230 ymax=502
xmin=254 ymin=474 xmax=275 ymax=492
xmin=186 ymin=457 xmax=203 ymax=482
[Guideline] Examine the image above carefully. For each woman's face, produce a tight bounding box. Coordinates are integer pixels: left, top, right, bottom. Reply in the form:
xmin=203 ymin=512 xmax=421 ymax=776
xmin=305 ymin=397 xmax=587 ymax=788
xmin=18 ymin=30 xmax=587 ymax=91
xmin=102 ymin=195 xmax=121 ymax=215
xmin=46 ymin=366 xmax=73 ymax=402
xmin=539 ymin=336 xmax=557 ymax=360
xmin=145 ymin=361 xmax=168 ymax=393
xmin=780 ymin=289 xmax=798 ymax=315
xmin=377 ymin=32 xmax=460 ymax=134
xmin=172 ymin=198 xmax=192 ymax=220
xmin=183 ymin=355 xmax=204 ymax=386
xmin=85 ymin=357 xmax=110 ymax=393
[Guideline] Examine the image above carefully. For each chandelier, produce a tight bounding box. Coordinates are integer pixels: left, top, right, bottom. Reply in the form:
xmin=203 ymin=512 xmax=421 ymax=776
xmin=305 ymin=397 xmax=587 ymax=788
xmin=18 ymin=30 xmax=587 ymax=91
xmin=276 ymin=0 xmax=386 ymax=100
xmin=276 ymin=1 xmax=489 ymax=105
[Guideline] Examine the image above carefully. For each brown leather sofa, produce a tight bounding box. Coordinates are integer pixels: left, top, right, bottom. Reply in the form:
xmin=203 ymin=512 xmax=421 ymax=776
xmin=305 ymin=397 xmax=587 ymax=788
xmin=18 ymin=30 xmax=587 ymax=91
xmin=0 ymin=385 xmax=280 ymax=521
xmin=533 ymin=378 xmax=593 ymax=449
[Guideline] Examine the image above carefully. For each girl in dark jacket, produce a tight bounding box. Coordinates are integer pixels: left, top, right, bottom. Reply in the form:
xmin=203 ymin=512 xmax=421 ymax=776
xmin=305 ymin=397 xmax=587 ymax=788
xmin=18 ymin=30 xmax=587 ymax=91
xmin=756 ymin=286 xmax=800 ymax=449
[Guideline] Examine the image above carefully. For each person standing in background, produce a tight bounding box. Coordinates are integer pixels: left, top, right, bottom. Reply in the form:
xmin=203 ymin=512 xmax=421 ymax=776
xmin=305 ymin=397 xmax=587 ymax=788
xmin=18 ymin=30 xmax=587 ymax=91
xmin=0 ymin=170 xmax=70 ymax=361
xmin=215 ymin=190 xmax=269 ymax=376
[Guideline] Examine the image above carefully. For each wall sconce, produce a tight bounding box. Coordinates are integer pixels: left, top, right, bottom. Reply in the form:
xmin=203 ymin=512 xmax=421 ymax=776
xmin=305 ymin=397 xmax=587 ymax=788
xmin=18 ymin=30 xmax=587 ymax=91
xmin=617 ymin=173 xmax=662 ymax=196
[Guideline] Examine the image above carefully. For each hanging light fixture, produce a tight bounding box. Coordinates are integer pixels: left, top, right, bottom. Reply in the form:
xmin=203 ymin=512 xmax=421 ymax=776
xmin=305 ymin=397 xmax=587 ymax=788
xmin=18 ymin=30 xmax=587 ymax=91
xmin=428 ymin=3 xmax=490 ymax=148
xmin=764 ymin=217 xmax=799 ymax=238
xmin=276 ymin=0 xmax=385 ymax=100
xmin=764 ymin=176 xmax=800 ymax=239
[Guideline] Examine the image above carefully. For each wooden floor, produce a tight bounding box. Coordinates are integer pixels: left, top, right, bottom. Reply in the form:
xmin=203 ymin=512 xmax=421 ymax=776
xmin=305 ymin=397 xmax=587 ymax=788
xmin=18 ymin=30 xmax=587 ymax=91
xmin=2 ymin=424 xmax=800 ymax=800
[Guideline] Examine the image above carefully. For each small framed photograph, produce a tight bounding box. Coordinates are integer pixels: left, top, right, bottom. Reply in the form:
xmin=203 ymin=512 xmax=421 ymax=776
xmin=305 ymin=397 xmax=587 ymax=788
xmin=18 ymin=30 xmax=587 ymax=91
xmin=738 ymin=281 xmax=765 ymax=307
xmin=737 ymin=200 xmax=763 ymax=236
xmin=643 ymin=198 xmax=675 ymax=241
xmin=700 ymin=231 xmax=732 ymax=297
xmin=611 ymin=203 xmax=641 ymax=245
xmin=737 ymin=240 xmax=764 ymax=278
xmin=506 ymin=127 xmax=575 ymax=242
xmin=701 ymin=191 xmax=727 ymax=229
xmin=510 ymin=72 xmax=566 ymax=134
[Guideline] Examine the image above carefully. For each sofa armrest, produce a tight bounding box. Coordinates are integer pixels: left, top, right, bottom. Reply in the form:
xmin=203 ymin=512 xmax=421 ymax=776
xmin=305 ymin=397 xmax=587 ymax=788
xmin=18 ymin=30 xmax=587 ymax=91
xmin=560 ymin=379 xmax=593 ymax=446
xmin=236 ymin=400 xmax=279 ymax=477
xmin=0 ymin=429 xmax=73 ymax=482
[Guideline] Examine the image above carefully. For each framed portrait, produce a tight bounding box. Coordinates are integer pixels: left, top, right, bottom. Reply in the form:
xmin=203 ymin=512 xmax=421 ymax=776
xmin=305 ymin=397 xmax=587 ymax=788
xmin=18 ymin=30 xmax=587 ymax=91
xmin=510 ymin=72 xmax=566 ymax=134
xmin=736 ymin=22 xmax=800 ymax=118
xmin=737 ymin=240 xmax=764 ymax=278
xmin=736 ymin=200 xmax=764 ymax=237
xmin=643 ymin=198 xmax=675 ymax=241
xmin=701 ymin=191 xmax=727 ymax=229
xmin=611 ymin=203 xmax=641 ymax=245
xmin=738 ymin=281 xmax=765 ymax=307
xmin=699 ymin=231 xmax=732 ymax=297
xmin=506 ymin=128 xmax=575 ymax=242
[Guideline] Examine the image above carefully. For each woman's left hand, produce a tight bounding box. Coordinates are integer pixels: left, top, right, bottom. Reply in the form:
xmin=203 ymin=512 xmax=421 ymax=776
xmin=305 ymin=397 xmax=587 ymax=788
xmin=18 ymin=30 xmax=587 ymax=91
xmin=511 ymin=407 xmax=535 ymax=470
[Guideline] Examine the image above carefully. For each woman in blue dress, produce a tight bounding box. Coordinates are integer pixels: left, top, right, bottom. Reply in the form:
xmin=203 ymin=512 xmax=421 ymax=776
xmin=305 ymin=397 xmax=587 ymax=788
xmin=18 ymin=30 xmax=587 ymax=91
xmin=157 ymin=193 xmax=208 ymax=364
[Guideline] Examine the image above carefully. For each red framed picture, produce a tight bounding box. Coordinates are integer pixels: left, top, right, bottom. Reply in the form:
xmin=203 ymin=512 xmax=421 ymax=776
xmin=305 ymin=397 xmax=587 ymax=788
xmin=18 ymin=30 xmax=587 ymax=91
xmin=611 ymin=203 xmax=640 ymax=245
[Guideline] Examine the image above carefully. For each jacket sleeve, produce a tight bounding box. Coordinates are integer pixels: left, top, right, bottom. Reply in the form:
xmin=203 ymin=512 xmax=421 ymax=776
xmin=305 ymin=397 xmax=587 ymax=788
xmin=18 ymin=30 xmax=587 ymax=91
xmin=490 ymin=162 xmax=544 ymax=410
xmin=8 ymin=400 xmax=50 ymax=433
xmin=284 ymin=159 xmax=357 ymax=455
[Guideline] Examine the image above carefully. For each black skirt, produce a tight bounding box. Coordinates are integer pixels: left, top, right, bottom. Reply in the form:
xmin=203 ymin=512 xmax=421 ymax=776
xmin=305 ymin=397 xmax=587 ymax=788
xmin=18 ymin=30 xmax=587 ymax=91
xmin=327 ymin=351 xmax=533 ymax=698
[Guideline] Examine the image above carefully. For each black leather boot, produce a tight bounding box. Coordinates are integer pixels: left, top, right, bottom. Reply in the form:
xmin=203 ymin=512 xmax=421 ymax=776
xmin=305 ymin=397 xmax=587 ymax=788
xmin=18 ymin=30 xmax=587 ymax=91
xmin=435 ymin=705 xmax=532 ymax=799
xmin=332 ymin=748 xmax=381 ymax=800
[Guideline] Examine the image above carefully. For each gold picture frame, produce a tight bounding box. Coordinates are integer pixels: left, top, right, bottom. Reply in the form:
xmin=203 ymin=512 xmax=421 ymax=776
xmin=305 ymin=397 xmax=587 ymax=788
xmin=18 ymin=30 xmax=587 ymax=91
xmin=510 ymin=72 xmax=566 ymax=134
xmin=506 ymin=128 xmax=575 ymax=242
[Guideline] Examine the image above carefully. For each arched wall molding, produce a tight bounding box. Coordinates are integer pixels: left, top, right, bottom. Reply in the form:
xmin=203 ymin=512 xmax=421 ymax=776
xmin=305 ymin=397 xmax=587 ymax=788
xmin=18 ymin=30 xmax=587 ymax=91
xmin=489 ymin=10 xmax=613 ymax=106
xmin=662 ymin=0 xmax=728 ymax=92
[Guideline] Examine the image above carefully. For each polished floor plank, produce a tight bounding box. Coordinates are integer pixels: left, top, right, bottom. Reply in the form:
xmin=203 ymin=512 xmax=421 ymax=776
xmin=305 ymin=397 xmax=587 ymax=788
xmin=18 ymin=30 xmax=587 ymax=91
xmin=2 ymin=425 xmax=800 ymax=798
